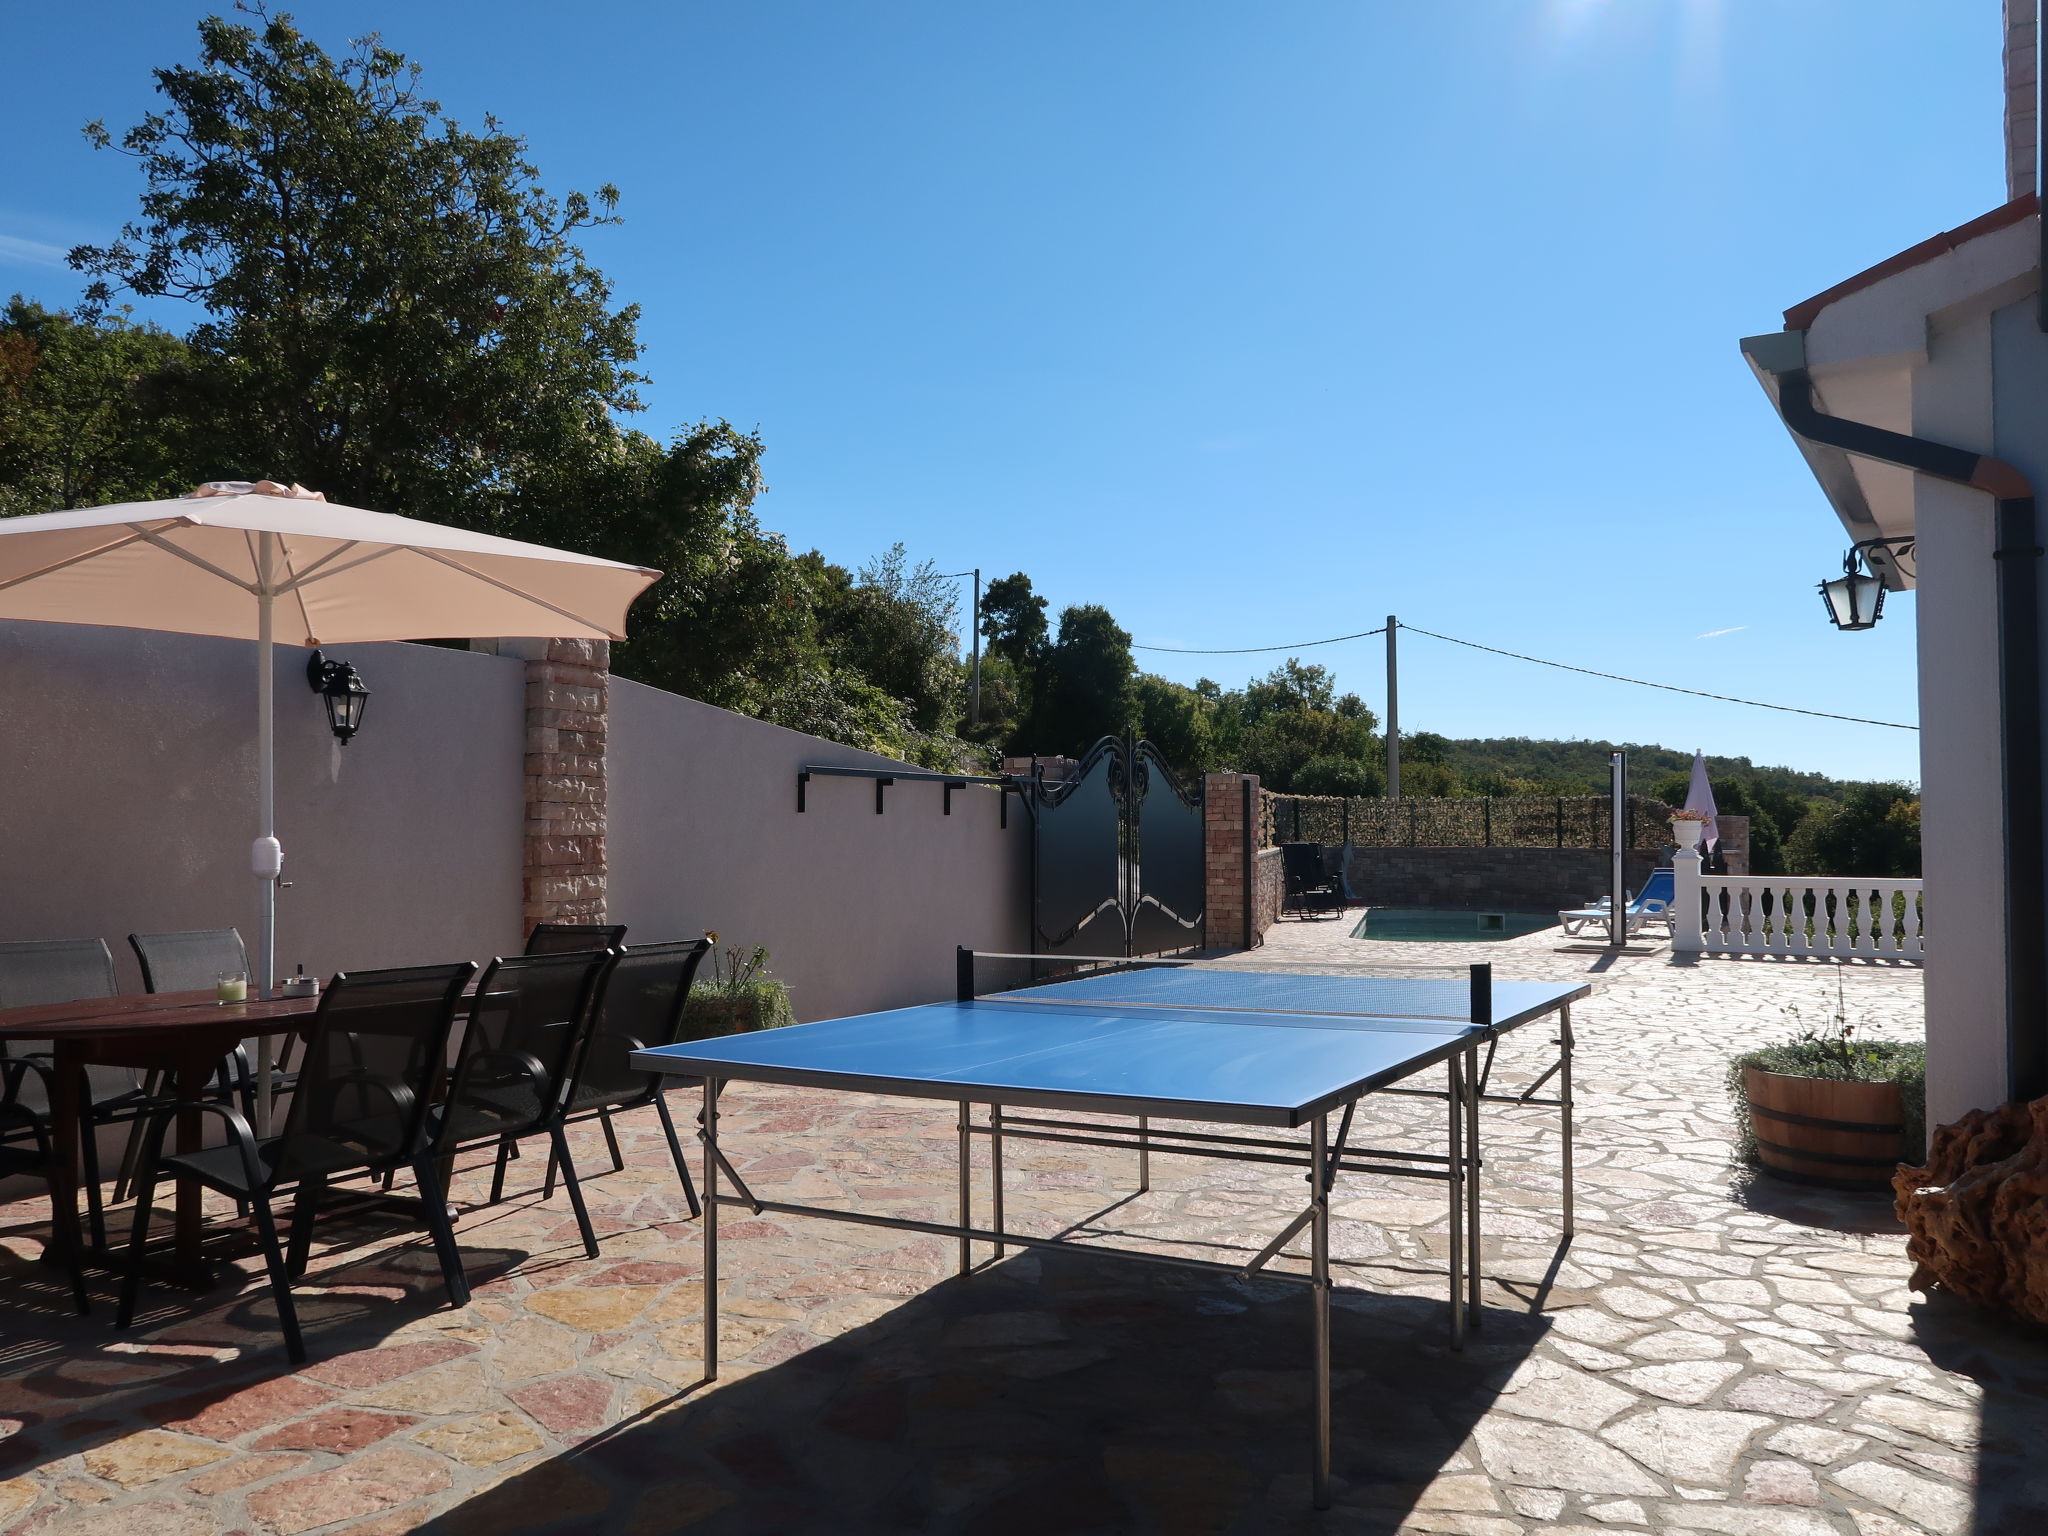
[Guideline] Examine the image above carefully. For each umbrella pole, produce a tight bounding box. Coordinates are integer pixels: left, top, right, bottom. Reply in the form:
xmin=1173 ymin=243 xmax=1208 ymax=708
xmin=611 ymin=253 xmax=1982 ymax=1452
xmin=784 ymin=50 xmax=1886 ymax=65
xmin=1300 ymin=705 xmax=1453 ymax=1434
xmin=254 ymin=539 xmax=279 ymax=1135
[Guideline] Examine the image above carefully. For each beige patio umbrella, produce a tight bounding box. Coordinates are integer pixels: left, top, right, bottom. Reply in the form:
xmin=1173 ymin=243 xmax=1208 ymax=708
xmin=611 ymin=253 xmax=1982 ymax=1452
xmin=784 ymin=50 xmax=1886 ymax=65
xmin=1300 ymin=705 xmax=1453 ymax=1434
xmin=0 ymin=481 xmax=660 ymax=1123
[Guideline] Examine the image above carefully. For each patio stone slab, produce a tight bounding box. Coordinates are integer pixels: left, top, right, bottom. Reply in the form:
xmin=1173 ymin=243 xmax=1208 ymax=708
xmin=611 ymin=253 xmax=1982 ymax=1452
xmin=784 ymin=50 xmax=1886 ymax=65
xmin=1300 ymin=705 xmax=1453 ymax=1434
xmin=0 ymin=924 xmax=2030 ymax=1531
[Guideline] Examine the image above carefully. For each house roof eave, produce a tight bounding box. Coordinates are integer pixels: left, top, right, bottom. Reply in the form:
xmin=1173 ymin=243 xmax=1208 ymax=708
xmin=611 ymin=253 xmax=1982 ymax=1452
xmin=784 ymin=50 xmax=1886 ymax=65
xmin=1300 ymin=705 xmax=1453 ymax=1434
xmin=1783 ymin=193 xmax=2038 ymax=333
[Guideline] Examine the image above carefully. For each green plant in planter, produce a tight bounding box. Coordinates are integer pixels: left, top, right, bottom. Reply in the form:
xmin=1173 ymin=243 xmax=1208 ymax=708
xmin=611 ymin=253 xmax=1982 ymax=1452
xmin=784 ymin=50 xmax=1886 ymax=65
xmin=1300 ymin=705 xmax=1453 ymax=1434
xmin=1724 ymin=972 xmax=1926 ymax=1166
xmin=683 ymin=934 xmax=795 ymax=1038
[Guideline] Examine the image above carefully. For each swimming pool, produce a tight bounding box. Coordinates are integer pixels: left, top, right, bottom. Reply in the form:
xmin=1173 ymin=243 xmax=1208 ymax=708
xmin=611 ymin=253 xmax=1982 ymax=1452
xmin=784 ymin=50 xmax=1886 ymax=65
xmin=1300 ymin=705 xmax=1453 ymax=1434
xmin=1349 ymin=908 xmax=1558 ymax=943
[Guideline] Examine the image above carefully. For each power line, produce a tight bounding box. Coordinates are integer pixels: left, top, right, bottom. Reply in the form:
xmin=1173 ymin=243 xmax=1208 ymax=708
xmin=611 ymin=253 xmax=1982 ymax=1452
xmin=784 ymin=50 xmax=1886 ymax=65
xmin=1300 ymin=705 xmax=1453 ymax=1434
xmin=1397 ymin=624 xmax=1917 ymax=732
xmin=1132 ymin=625 xmax=1387 ymax=655
xmin=1133 ymin=618 xmax=1918 ymax=732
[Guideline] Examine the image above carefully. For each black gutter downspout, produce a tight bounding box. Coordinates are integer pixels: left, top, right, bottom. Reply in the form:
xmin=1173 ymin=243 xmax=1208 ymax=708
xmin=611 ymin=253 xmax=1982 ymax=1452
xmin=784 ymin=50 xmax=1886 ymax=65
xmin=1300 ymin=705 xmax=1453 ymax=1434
xmin=1777 ymin=365 xmax=2047 ymax=1102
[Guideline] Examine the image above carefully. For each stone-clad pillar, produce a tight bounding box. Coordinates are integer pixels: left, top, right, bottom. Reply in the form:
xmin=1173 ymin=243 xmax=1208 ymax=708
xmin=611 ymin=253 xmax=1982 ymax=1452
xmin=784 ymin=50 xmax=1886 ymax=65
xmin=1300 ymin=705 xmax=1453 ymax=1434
xmin=525 ymin=638 xmax=608 ymax=929
xmin=1204 ymin=772 xmax=1262 ymax=949
xmin=482 ymin=638 xmax=608 ymax=933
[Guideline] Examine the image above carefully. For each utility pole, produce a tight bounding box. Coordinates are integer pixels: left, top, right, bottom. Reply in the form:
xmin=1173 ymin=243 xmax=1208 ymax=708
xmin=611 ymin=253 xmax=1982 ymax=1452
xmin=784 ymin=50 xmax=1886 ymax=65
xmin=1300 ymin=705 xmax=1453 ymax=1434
xmin=1385 ymin=615 xmax=1401 ymax=800
xmin=942 ymin=570 xmax=983 ymax=724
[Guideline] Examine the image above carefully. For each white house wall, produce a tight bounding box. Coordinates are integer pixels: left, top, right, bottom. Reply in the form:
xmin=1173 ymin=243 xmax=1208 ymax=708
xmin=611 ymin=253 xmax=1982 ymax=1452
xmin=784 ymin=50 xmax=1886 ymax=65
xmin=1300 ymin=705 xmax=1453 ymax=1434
xmin=1911 ymin=303 xmax=2007 ymax=1126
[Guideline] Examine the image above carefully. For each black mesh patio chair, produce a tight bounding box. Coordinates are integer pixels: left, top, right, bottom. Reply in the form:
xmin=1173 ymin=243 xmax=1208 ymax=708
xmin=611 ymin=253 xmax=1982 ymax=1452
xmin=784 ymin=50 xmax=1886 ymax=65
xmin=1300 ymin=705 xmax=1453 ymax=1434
xmin=128 ymin=929 xmax=250 ymax=994
xmin=424 ymin=949 xmax=614 ymax=1284
xmin=524 ymin=923 xmax=627 ymax=956
xmin=510 ymin=938 xmax=710 ymax=1215
xmin=1281 ymin=843 xmax=1343 ymax=920
xmin=0 ymin=938 xmax=161 ymax=1251
xmin=0 ymin=938 xmax=119 ymax=1008
xmin=116 ymin=962 xmax=476 ymax=1364
xmin=125 ymin=928 xmax=283 ymax=1199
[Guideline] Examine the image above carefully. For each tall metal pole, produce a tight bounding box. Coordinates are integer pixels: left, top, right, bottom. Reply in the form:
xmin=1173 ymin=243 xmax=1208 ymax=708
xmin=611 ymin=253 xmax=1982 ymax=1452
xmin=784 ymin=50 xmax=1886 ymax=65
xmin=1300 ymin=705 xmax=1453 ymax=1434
xmin=254 ymin=533 xmax=281 ymax=1131
xmin=1385 ymin=615 xmax=1401 ymax=800
xmin=971 ymin=568 xmax=982 ymax=725
xmin=1608 ymin=749 xmax=1628 ymax=950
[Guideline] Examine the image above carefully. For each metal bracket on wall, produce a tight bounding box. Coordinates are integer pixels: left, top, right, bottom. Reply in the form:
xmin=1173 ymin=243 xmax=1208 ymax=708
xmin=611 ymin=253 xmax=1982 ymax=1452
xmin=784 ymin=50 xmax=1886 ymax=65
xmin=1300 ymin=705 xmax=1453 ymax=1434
xmin=797 ymin=763 xmax=1013 ymax=819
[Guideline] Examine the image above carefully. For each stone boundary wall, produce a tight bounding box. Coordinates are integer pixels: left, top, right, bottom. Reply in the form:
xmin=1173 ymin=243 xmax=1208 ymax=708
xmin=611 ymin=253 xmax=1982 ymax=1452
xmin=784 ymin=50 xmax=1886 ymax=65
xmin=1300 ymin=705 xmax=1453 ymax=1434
xmin=607 ymin=683 xmax=1030 ymax=1023
xmin=1344 ymin=846 xmax=1666 ymax=913
xmin=1253 ymin=846 xmax=1284 ymax=939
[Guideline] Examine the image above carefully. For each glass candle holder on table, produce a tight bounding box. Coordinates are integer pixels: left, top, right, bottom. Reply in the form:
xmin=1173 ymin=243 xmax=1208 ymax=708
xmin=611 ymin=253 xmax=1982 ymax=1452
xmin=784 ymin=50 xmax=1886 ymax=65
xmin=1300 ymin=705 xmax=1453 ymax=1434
xmin=216 ymin=971 xmax=249 ymax=1004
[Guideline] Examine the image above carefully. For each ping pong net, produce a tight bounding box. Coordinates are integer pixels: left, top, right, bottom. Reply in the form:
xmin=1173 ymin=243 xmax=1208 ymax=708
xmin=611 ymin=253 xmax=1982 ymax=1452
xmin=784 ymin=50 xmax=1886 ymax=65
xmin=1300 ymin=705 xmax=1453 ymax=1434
xmin=956 ymin=948 xmax=1496 ymax=1027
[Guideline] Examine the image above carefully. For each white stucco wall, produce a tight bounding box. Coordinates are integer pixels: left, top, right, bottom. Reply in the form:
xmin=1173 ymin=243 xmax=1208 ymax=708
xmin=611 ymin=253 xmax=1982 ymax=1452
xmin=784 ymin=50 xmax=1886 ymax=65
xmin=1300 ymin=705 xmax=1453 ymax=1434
xmin=1911 ymin=307 xmax=2009 ymax=1127
xmin=605 ymin=680 xmax=1031 ymax=1023
xmin=0 ymin=626 xmax=1034 ymax=1024
xmin=0 ymin=622 xmax=527 ymax=991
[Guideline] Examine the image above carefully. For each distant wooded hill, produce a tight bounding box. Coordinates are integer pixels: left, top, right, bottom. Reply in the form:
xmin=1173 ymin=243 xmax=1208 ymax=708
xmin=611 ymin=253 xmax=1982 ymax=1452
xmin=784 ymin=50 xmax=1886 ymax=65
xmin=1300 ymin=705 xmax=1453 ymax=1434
xmin=1413 ymin=737 xmax=1917 ymax=877
xmin=1433 ymin=738 xmax=1887 ymax=803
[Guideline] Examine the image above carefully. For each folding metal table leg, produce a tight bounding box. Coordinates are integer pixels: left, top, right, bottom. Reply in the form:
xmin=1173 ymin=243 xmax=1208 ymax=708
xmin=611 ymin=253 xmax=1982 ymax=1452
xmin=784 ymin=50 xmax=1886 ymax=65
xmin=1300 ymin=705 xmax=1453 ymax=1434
xmin=1559 ymin=1003 xmax=1577 ymax=1239
xmin=957 ymin=1100 xmax=972 ymax=1275
xmin=1465 ymin=1042 xmax=1484 ymax=1326
xmin=702 ymin=1076 xmax=720 ymax=1383
xmin=990 ymin=1104 xmax=1006 ymax=1259
xmin=1138 ymin=1114 xmax=1151 ymax=1193
xmin=1310 ymin=1113 xmax=1333 ymax=1511
xmin=1446 ymin=1054 xmax=1467 ymax=1351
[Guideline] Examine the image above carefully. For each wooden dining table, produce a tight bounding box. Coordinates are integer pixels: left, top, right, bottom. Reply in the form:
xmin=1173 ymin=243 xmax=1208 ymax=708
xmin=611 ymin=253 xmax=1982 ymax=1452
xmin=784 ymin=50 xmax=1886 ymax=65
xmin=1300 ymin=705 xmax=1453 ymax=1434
xmin=0 ymin=990 xmax=320 ymax=1290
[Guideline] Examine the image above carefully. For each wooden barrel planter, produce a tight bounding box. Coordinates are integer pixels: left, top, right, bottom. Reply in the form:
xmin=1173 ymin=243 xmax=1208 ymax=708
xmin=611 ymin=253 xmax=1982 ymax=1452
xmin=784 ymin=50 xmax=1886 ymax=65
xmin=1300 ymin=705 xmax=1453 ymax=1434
xmin=1742 ymin=1066 xmax=1905 ymax=1189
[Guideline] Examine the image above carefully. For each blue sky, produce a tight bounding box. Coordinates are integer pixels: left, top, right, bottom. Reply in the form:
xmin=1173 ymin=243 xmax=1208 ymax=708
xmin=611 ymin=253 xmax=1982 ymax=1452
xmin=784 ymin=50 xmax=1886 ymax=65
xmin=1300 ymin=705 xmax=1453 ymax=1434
xmin=1 ymin=2 xmax=2000 ymax=782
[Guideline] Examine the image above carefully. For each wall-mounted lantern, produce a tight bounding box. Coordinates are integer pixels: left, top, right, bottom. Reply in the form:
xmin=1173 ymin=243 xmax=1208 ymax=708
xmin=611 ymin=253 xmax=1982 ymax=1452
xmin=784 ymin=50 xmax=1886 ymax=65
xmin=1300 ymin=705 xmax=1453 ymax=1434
xmin=306 ymin=649 xmax=370 ymax=744
xmin=1819 ymin=536 xmax=1915 ymax=632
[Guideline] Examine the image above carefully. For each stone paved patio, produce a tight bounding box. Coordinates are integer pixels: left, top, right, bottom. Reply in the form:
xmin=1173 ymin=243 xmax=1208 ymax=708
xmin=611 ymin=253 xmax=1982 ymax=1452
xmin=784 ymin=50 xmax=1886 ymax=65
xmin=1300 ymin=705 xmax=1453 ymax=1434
xmin=0 ymin=922 xmax=2038 ymax=1534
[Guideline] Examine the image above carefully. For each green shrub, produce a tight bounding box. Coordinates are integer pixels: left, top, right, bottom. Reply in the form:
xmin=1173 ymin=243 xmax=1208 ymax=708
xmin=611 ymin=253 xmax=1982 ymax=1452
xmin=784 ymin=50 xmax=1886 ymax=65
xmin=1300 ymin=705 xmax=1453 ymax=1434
xmin=682 ymin=937 xmax=795 ymax=1037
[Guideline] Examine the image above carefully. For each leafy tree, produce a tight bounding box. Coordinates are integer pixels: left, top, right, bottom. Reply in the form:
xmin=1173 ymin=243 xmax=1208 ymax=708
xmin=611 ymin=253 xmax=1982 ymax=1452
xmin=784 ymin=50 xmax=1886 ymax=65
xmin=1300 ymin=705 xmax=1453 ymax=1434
xmin=1294 ymin=755 xmax=1384 ymax=797
xmin=814 ymin=543 xmax=963 ymax=734
xmin=8 ymin=10 xmax=1003 ymax=774
xmin=0 ymin=298 xmax=194 ymax=514
xmin=1036 ymin=604 xmax=1137 ymax=753
xmin=1134 ymin=673 xmax=1212 ymax=778
xmin=69 ymin=10 xmax=644 ymax=538
xmin=1195 ymin=659 xmax=1383 ymax=793
xmin=1784 ymin=785 xmax=1921 ymax=877
xmin=978 ymin=571 xmax=1051 ymax=735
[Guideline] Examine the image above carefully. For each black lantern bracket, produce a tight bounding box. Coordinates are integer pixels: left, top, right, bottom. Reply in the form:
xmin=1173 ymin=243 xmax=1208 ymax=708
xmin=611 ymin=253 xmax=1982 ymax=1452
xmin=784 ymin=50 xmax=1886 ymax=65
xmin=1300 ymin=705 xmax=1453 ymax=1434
xmin=1851 ymin=534 xmax=1917 ymax=580
xmin=306 ymin=649 xmax=371 ymax=745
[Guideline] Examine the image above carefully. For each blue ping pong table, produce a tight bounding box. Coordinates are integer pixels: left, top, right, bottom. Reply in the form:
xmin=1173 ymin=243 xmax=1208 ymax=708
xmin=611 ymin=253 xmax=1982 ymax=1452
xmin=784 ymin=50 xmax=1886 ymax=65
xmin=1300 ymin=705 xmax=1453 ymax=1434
xmin=631 ymin=953 xmax=1587 ymax=1510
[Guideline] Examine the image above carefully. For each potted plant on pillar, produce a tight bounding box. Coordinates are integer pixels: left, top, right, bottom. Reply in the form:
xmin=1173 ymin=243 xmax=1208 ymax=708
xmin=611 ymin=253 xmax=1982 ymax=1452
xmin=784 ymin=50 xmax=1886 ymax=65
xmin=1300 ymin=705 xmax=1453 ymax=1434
xmin=1726 ymin=973 xmax=1925 ymax=1190
xmin=1670 ymin=807 xmax=1710 ymax=851
xmin=683 ymin=935 xmax=796 ymax=1038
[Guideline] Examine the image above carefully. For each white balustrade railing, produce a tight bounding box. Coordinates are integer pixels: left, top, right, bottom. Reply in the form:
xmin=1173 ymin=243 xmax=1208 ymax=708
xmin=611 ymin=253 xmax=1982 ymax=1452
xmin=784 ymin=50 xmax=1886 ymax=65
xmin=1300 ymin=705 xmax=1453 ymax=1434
xmin=1671 ymin=853 xmax=1923 ymax=959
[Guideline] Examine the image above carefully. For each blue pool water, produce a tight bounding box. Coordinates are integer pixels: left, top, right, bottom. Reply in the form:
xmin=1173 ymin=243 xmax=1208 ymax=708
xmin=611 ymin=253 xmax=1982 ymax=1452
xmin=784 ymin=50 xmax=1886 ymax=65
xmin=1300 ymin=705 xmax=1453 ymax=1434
xmin=1350 ymin=908 xmax=1557 ymax=943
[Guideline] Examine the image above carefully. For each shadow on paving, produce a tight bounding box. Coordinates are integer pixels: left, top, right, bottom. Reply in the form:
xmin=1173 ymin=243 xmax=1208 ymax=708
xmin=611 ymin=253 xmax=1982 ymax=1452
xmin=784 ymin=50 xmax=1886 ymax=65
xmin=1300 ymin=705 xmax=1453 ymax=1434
xmin=0 ymin=1205 xmax=528 ymax=1479
xmin=1911 ymin=1293 xmax=2048 ymax=1536
xmin=424 ymin=1246 xmax=1551 ymax=1536
xmin=1731 ymin=1171 xmax=1906 ymax=1237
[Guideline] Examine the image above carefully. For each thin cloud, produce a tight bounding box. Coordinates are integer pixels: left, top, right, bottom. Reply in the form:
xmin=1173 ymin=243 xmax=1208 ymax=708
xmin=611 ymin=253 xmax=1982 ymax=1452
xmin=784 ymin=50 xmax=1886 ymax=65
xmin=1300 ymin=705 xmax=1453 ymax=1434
xmin=1696 ymin=625 xmax=1747 ymax=640
xmin=0 ymin=233 xmax=70 ymax=270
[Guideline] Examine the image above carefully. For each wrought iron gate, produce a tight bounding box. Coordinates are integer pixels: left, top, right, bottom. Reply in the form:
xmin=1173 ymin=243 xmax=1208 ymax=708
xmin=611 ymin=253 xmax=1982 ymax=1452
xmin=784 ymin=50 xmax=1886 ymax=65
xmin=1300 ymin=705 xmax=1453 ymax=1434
xmin=1024 ymin=735 xmax=1205 ymax=956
